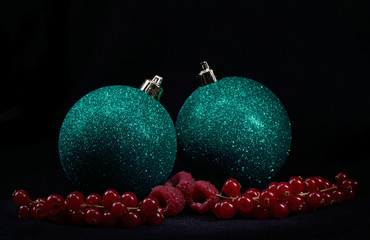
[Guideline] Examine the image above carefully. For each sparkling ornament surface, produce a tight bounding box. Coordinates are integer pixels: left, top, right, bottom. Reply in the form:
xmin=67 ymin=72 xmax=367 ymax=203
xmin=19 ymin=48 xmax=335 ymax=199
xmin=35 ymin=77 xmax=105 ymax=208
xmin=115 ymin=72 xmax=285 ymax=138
xmin=59 ymin=85 xmax=177 ymax=197
xmin=176 ymin=77 xmax=291 ymax=186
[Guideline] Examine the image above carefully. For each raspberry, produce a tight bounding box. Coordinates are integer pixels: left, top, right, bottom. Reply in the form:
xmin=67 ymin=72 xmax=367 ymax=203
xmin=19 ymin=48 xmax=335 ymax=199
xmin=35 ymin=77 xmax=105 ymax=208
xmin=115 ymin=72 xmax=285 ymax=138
xmin=164 ymin=171 xmax=195 ymax=196
xmin=186 ymin=180 xmax=219 ymax=214
xmin=149 ymin=186 xmax=185 ymax=217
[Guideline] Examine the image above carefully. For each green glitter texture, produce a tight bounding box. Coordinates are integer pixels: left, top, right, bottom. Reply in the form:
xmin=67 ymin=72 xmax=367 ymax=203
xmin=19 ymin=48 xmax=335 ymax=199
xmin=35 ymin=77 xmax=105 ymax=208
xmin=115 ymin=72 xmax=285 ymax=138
xmin=176 ymin=77 xmax=291 ymax=186
xmin=59 ymin=85 xmax=177 ymax=197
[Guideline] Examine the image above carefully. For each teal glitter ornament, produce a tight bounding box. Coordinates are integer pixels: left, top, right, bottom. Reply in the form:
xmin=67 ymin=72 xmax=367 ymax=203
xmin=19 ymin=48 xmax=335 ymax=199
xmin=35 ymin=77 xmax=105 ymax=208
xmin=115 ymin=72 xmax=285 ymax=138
xmin=59 ymin=76 xmax=177 ymax=197
xmin=176 ymin=62 xmax=292 ymax=186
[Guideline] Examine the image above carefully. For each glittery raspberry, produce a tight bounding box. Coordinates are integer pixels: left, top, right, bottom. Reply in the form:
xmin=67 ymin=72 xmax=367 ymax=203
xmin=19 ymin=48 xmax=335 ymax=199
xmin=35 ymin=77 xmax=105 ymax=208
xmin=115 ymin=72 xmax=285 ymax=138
xmin=164 ymin=171 xmax=195 ymax=196
xmin=186 ymin=180 xmax=219 ymax=214
xmin=149 ymin=186 xmax=185 ymax=217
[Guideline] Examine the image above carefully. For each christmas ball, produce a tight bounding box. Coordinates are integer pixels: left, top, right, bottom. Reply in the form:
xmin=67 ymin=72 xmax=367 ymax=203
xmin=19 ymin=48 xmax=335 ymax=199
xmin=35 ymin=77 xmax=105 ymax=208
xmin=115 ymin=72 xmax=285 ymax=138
xmin=59 ymin=83 xmax=177 ymax=197
xmin=176 ymin=75 xmax=291 ymax=186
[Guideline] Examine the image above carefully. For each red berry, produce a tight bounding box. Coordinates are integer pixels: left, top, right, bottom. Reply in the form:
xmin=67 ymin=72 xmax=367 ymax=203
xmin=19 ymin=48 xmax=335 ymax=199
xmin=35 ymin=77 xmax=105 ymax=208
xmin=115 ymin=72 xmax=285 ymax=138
xmin=186 ymin=180 xmax=219 ymax=214
xmin=339 ymin=179 xmax=356 ymax=192
xmin=141 ymin=197 xmax=159 ymax=216
xmin=149 ymin=186 xmax=185 ymax=217
xmin=134 ymin=208 xmax=148 ymax=225
xmin=239 ymin=209 xmax=253 ymax=219
xmin=288 ymin=177 xmax=305 ymax=194
xmin=223 ymin=178 xmax=241 ymax=197
xmin=111 ymin=201 xmax=127 ymax=218
xmin=267 ymin=182 xmax=279 ymax=192
xmin=253 ymin=204 xmax=270 ymax=220
xmin=335 ymin=172 xmax=349 ymax=183
xmin=121 ymin=211 xmax=141 ymax=229
xmin=212 ymin=202 xmax=224 ymax=219
xmin=66 ymin=191 xmax=84 ymax=210
xmin=101 ymin=210 xmax=117 ymax=227
xmin=271 ymin=202 xmax=290 ymax=219
xmin=235 ymin=195 xmax=254 ymax=213
xmin=287 ymin=195 xmax=305 ymax=211
xmin=305 ymin=177 xmax=318 ymax=192
xmin=315 ymin=176 xmax=326 ymax=190
xmin=18 ymin=205 xmax=32 ymax=219
xmin=69 ymin=209 xmax=85 ymax=226
xmin=218 ymin=200 xmax=237 ymax=219
xmin=322 ymin=192 xmax=334 ymax=207
xmin=147 ymin=211 xmax=164 ymax=226
xmin=13 ymin=190 xmax=30 ymax=206
xmin=35 ymin=197 xmax=46 ymax=203
xmin=164 ymin=171 xmax=195 ymax=196
xmin=307 ymin=192 xmax=323 ymax=208
xmin=332 ymin=189 xmax=345 ymax=203
xmin=323 ymin=179 xmax=333 ymax=188
xmin=296 ymin=200 xmax=310 ymax=214
xmin=31 ymin=202 xmax=48 ymax=220
xmin=85 ymin=208 xmax=101 ymax=225
xmin=245 ymin=188 xmax=260 ymax=199
xmin=260 ymin=190 xmax=277 ymax=208
xmin=46 ymin=194 xmax=65 ymax=214
xmin=345 ymin=190 xmax=356 ymax=201
xmin=276 ymin=182 xmax=292 ymax=201
xmin=103 ymin=189 xmax=120 ymax=207
xmin=121 ymin=192 xmax=138 ymax=207
xmin=86 ymin=193 xmax=102 ymax=206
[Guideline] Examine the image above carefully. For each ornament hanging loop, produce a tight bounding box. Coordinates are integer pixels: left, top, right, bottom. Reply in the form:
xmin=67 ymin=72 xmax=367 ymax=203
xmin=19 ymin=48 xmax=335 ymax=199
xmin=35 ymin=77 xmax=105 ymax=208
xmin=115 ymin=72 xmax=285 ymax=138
xmin=140 ymin=75 xmax=164 ymax=101
xmin=198 ymin=61 xmax=217 ymax=86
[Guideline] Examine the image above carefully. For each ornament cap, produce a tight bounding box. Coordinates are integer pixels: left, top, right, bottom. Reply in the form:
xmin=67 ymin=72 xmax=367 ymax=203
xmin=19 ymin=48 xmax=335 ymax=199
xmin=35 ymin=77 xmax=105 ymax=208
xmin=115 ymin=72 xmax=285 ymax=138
xmin=140 ymin=75 xmax=164 ymax=101
xmin=198 ymin=61 xmax=217 ymax=86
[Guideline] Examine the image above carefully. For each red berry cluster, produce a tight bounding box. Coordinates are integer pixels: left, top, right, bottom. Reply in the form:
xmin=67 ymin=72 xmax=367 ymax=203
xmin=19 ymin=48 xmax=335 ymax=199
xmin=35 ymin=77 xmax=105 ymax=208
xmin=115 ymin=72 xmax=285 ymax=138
xmin=212 ymin=172 xmax=359 ymax=220
xmin=12 ymin=171 xmax=359 ymax=228
xmin=12 ymin=189 xmax=164 ymax=228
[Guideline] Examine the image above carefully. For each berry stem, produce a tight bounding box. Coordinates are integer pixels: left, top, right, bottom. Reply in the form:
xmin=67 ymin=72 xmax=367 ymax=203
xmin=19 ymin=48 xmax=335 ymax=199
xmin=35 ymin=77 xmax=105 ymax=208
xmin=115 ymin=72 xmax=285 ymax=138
xmin=298 ymin=186 xmax=338 ymax=197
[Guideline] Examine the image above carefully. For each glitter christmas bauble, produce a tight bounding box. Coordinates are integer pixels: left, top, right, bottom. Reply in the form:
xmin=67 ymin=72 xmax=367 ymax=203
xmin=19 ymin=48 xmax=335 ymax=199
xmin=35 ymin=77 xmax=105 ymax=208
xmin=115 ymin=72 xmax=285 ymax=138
xmin=59 ymin=80 xmax=177 ymax=197
xmin=176 ymin=64 xmax=291 ymax=186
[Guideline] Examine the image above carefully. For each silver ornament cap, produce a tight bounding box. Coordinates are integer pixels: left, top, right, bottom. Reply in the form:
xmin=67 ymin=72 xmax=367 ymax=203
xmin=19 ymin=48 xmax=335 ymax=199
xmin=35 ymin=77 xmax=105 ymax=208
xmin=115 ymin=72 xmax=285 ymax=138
xmin=198 ymin=61 xmax=217 ymax=86
xmin=140 ymin=75 xmax=164 ymax=100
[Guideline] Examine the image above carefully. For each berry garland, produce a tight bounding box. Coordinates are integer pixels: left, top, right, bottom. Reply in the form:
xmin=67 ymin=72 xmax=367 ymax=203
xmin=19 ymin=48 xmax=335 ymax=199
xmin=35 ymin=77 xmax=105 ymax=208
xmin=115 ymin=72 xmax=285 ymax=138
xmin=12 ymin=171 xmax=359 ymax=228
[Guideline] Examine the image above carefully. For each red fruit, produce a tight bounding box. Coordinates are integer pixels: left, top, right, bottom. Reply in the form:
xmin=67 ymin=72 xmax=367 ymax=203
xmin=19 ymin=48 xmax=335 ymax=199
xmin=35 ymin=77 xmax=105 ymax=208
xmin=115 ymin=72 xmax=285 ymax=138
xmin=101 ymin=211 xmax=117 ymax=227
xmin=332 ymin=189 xmax=345 ymax=203
xmin=323 ymin=179 xmax=333 ymax=188
xmin=287 ymin=195 xmax=305 ymax=211
xmin=307 ymin=192 xmax=323 ymax=208
xmin=260 ymin=190 xmax=277 ymax=208
xmin=314 ymin=176 xmax=326 ymax=190
xmin=103 ymin=189 xmax=120 ymax=207
xmin=288 ymin=177 xmax=305 ymax=194
xmin=121 ymin=211 xmax=141 ymax=229
xmin=12 ymin=190 xmax=30 ymax=206
xmin=18 ymin=205 xmax=32 ymax=219
xmin=245 ymin=188 xmax=260 ymax=199
xmin=267 ymin=182 xmax=279 ymax=192
xmin=69 ymin=209 xmax=85 ymax=226
xmin=276 ymin=182 xmax=292 ymax=201
xmin=335 ymin=172 xmax=349 ymax=183
xmin=218 ymin=200 xmax=237 ymax=219
xmin=345 ymin=190 xmax=356 ymax=201
xmin=322 ymin=192 xmax=334 ymax=207
xmin=149 ymin=186 xmax=185 ymax=217
xmin=305 ymin=177 xmax=318 ymax=192
xmin=46 ymin=194 xmax=65 ymax=214
xmin=147 ymin=211 xmax=164 ymax=226
xmin=164 ymin=171 xmax=195 ymax=196
xmin=111 ymin=201 xmax=127 ymax=218
xmin=271 ymin=202 xmax=290 ymax=219
xmin=141 ymin=196 xmax=159 ymax=216
xmin=31 ymin=202 xmax=48 ymax=220
xmin=253 ymin=204 xmax=270 ymax=220
xmin=85 ymin=208 xmax=101 ymax=225
xmin=66 ymin=191 xmax=84 ymax=211
xmin=121 ymin=192 xmax=138 ymax=207
xmin=86 ymin=193 xmax=102 ymax=206
xmin=212 ymin=202 xmax=224 ymax=219
xmin=235 ymin=195 xmax=254 ymax=213
xmin=186 ymin=180 xmax=219 ymax=214
xmin=223 ymin=178 xmax=241 ymax=197
xmin=296 ymin=200 xmax=310 ymax=214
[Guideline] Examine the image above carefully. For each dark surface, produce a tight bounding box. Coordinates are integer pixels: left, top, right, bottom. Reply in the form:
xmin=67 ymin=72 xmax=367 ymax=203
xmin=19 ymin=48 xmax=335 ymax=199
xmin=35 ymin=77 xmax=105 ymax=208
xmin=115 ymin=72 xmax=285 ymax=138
xmin=1 ymin=0 xmax=370 ymax=239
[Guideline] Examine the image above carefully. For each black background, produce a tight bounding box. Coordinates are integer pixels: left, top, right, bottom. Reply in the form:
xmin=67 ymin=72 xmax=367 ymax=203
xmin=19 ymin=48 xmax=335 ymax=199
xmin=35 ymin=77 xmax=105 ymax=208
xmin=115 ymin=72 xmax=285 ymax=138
xmin=1 ymin=0 xmax=370 ymax=239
